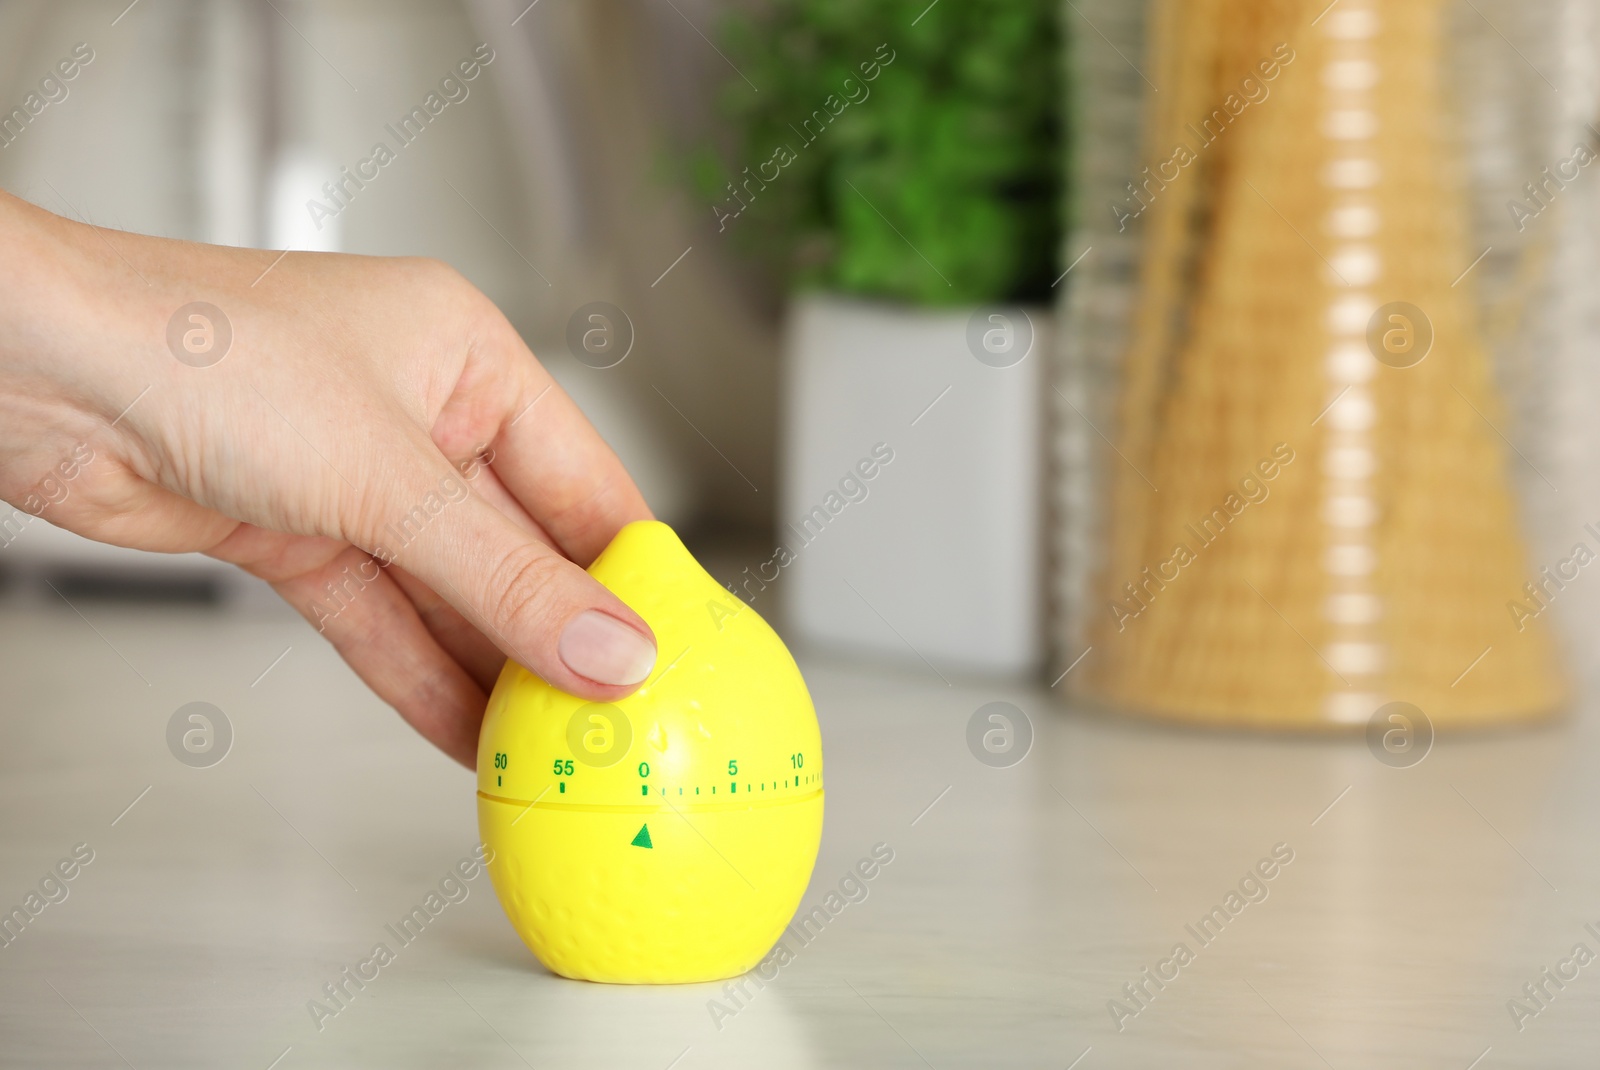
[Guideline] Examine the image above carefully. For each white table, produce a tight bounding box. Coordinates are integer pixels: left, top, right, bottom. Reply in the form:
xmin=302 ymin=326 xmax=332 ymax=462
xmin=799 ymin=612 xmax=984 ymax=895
xmin=1 ymin=594 xmax=1596 ymax=1067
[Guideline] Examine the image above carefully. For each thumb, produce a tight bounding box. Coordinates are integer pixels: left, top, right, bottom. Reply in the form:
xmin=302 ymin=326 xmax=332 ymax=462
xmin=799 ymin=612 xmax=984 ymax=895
xmin=364 ymin=462 xmax=657 ymax=698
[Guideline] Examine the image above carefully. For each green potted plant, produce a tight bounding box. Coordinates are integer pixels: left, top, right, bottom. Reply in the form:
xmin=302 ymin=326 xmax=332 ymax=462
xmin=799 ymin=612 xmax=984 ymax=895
xmin=698 ymin=0 xmax=1065 ymax=675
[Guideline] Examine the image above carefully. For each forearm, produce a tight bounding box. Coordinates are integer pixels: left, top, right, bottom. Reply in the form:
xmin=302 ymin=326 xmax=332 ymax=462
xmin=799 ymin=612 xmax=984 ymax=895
xmin=0 ymin=190 xmax=256 ymax=524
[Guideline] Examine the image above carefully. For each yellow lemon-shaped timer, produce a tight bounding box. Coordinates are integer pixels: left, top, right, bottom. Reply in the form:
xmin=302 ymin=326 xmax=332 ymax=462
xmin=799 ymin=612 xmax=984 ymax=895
xmin=476 ymin=521 xmax=824 ymax=984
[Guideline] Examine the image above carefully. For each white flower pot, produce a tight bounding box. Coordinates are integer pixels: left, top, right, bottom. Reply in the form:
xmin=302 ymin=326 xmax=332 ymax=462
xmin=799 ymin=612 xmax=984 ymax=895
xmin=769 ymin=294 xmax=1047 ymax=678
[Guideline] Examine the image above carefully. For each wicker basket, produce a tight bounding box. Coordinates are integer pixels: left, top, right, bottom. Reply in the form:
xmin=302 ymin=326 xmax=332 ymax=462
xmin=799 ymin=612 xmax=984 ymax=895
xmin=1062 ymin=0 xmax=1566 ymax=728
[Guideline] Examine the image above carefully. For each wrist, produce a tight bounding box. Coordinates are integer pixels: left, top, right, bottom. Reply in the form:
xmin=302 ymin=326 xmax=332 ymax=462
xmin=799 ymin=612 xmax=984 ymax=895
xmin=0 ymin=190 xmax=132 ymax=507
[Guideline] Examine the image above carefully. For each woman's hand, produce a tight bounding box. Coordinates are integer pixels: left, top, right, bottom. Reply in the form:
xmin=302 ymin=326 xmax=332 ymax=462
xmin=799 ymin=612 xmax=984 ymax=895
xmin=0 ymin=190 xmax=657 ymax=766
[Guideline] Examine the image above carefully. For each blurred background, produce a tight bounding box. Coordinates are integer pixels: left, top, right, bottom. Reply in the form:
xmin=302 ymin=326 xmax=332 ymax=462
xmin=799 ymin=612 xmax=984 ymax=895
xmin=8 ymin=0 xmax=1600 ymax=1065
xmin=0 ymin=0 xmax=1058 ymax=679
xmin=3 ymin=0 xmax=1597 ymax=705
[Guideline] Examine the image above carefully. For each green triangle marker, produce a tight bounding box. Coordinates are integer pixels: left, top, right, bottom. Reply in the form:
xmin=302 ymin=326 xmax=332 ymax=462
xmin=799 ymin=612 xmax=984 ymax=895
xmin=631 ymin=824 xmax=653 ymax=849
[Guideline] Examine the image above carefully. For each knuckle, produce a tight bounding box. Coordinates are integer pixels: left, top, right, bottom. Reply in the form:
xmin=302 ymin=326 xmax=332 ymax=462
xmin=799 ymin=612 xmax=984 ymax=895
xmin=402 ymin=255 xmax=461 ymax=288
xmin=486 ymin=543 xmax=567 ymax=637
xmin=412 ymin=257 xmax=481 ymax=311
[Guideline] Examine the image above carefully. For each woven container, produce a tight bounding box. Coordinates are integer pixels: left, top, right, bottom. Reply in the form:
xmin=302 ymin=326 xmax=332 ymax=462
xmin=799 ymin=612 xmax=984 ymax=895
xmin=1064 ymin=0 xmax=1566 ymax=728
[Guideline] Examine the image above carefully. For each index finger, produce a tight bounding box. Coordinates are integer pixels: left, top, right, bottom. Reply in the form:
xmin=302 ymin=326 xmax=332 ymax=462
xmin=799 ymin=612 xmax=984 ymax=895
xmin=454 ymin=323 xmax=652 ymax=566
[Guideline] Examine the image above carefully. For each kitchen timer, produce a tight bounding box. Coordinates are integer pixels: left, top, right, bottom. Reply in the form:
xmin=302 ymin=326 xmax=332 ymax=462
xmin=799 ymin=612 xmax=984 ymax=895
xmin=476 ymin=521 xmax=824 ymax=983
